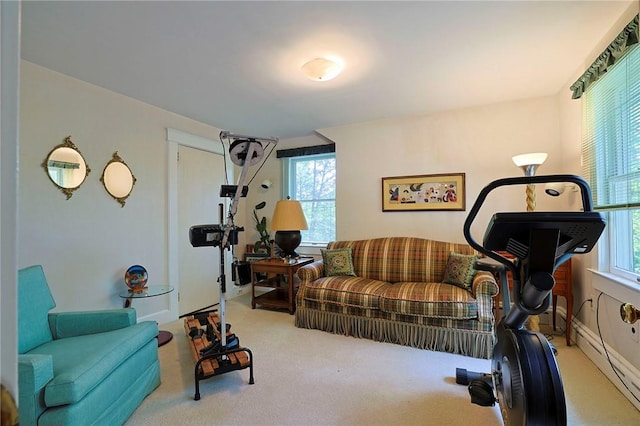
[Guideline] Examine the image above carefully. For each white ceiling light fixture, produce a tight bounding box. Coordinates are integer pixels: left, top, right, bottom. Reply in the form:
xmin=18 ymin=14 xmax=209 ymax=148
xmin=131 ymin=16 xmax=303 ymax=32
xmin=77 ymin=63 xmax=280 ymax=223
xmin=301 ymin=57 xmax=343 ymax=82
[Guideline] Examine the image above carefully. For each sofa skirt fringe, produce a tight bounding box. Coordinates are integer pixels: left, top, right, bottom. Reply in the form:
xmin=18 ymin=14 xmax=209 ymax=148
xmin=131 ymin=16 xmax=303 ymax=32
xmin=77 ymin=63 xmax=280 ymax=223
xmin=295 ymin=307 xmax=493 ymax=359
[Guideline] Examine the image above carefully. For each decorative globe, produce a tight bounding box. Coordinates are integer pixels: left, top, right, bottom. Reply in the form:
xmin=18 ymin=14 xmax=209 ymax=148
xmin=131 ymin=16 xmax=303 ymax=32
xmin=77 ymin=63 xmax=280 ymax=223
xmin=125 ymin=265 xmax=148 ymax=290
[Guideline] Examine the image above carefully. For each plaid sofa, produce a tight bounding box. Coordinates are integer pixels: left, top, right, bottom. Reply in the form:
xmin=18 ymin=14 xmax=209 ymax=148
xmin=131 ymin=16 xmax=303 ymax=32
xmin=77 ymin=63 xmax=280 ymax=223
xmin=295 ymin=237 xmax=499 ymax=359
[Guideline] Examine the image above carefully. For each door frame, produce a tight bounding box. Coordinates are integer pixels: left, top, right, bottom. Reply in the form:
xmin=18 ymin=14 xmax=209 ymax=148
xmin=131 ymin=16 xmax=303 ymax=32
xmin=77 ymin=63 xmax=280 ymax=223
xmin=166 ymin=128 xmax=234 ymax=322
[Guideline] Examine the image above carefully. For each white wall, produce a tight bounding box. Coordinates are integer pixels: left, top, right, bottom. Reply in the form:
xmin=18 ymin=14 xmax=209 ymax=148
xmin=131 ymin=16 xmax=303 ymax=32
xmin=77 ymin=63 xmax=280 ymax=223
xmin=318 ymin=97 xmax=567 ymax=243
xmin=19 ymin=61 xmax=224 ymax=320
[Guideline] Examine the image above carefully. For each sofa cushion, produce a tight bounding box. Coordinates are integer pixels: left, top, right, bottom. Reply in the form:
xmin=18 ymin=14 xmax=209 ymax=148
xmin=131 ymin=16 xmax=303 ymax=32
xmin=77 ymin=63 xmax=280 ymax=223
xmin=327 ymin=238 xmax=475 ymax=283
xmin=302 ymin=276 xmax=389 ymax=309
xmin=18 ymin=265 xmax=56 ymax=353
xmin=442 ymin=252 xmax=477 ymax=291
xmin=27 ymin=321 xmax=158 ymax=407
xmin=321 ymin=248 xmax=356 ymax=277
xmin=379 ymin=282 xmax=478 ymax=319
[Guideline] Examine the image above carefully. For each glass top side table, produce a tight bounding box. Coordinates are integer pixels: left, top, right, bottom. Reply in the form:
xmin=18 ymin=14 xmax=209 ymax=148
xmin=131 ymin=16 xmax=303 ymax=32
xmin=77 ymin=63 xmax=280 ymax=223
xmin=119 ymin=285 xmax=174 ymax=346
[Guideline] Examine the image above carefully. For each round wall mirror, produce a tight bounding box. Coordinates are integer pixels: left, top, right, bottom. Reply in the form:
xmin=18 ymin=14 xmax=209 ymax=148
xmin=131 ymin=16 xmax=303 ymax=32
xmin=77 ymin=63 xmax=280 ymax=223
xmin=42 ymin=136 xmax=90 ymax=199
xmin=101 ymin=152 xmax=136 ymax=207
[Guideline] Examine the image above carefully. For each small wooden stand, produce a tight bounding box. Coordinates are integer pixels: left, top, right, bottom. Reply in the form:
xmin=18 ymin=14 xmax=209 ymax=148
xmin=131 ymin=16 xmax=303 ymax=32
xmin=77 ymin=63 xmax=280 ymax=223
xmin=183 ymin=313 xmax=254 ymax=400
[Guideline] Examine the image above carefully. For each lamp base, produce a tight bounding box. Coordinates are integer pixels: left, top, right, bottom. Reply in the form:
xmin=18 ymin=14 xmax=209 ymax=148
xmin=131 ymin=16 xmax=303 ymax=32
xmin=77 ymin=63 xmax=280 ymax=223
xmin=274 ymin=231 xmax=302 ymax=258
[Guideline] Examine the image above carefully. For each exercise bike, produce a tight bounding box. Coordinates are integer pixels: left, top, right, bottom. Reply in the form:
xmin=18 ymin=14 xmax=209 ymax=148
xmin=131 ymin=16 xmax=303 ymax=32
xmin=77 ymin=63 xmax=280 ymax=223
xmin=457 ymin=174 xmax=605 ymax=426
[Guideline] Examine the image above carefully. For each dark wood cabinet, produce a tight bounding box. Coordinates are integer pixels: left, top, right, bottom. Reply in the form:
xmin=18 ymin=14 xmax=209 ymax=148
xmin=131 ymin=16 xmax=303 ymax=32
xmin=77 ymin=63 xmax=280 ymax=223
xmin=552 ymin=258 xmax=573 ymax=346
xmin=491 ymin=257 xmax=573 ymax=346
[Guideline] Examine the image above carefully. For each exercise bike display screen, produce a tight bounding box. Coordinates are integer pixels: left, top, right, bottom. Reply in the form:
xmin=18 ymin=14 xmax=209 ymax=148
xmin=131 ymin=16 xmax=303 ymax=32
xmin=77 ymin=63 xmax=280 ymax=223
xmin=482 ymin=211 xmax=605 ymax=257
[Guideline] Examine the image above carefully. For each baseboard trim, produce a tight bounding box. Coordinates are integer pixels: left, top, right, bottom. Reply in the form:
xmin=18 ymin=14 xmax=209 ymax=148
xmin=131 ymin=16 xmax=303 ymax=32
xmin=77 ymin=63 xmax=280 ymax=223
xmin=556 ymin=307 xmax=640 ymax=411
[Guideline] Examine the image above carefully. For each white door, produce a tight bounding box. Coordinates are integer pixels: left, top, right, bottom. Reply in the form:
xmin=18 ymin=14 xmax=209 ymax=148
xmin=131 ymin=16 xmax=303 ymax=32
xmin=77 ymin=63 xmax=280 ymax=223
xmin=178 ymin=145 xmax=226 ymax=316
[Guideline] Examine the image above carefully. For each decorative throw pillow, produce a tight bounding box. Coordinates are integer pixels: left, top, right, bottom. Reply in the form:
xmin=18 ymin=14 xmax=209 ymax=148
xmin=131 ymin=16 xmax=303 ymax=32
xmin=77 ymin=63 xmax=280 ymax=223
xmin=321 ymin=248 xmax=356 ymax=277
xmin=442 ymin=252 xmax=477 ymax=291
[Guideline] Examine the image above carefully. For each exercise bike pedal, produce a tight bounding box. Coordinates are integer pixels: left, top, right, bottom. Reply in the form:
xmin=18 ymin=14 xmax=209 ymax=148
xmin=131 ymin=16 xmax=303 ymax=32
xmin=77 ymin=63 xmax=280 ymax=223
xmin=455 ymin=368 xmax=492 ymax=386
xmin=468 ymin=379 xmax=496 ymax=407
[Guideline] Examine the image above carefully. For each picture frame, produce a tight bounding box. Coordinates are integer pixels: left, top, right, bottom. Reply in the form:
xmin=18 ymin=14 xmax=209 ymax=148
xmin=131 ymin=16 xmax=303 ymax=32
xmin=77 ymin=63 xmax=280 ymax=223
xmin=382 ymin=173 xmax=465 ymax=212
xmin=244 ymin=253 xmax=270 ymax=263
xmin=245 ymin=243 xmax=269 ymax=254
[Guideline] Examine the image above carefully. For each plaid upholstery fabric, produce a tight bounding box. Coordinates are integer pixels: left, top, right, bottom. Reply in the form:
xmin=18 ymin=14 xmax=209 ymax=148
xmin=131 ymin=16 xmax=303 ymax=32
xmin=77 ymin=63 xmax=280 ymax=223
xmin=327 ymin=238 xmax=474 ymax=283
xmin=379 ymin=282 xmax=477 ymax=319
xmin=297 ymin=259 xmax=324 ymax=282
xmin=303 ymin=276 xmax=389 ymax=310
xmin=296 ymin=299 xmax=493 ymax=333
xmin=295 ymin=237 xmax=499 ymax=358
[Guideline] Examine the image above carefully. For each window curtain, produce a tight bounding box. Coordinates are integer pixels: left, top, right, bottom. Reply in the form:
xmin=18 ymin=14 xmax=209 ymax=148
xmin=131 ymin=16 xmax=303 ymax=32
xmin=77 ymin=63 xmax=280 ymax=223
xmin=276 ymin=144 xmax=335 ymax=159
xmin=579 ymin=19 xmax=640 ymax=211
xmin=570 ymin=15 xmax=638 ymax=100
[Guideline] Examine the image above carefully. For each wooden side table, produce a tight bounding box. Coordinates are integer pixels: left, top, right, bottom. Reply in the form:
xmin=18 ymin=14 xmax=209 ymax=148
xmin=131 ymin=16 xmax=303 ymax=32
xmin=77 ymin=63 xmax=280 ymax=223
xmin=552 ymin=258 xmax=573 ymax=346
xmin=490 ymin=257 xmax=573 ymax=346
xmin=251 ymin=257 xmax=314 ymax=314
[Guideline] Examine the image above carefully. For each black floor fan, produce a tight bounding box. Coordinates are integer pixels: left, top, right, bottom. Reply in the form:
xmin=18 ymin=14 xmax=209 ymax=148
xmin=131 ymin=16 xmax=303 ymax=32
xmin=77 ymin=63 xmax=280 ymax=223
xmin=456 ymin=174 xmax=605 ymax=426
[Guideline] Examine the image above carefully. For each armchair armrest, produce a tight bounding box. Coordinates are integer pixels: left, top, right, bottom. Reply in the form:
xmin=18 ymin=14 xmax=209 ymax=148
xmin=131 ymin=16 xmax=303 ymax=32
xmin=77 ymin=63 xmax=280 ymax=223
xmin=297 ymin=260 xmax=325 ymax=283
xmin=19 ymin=354 xmax=53 ymax=426
xmin=471 ymin=271 xmax=499 ymax=298
xmin=19 ymin=354 xmax=53 ymax=392
xmin=48 ymin=308 xmax=137 ymax=339
xmin=472 ymin=271 xmax=499 ymax=324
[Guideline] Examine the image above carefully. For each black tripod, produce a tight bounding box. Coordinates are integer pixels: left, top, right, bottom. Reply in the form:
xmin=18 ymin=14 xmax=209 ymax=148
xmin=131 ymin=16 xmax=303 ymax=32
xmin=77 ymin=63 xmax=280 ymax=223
xmin=457 ymin=174 xmax=605 ymax=425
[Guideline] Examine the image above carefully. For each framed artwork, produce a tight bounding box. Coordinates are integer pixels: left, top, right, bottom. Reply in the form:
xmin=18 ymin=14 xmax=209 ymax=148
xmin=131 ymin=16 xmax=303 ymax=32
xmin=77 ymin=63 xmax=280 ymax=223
xmin=246 ymin=243 xmax=269 ymax=254
xmin=244 ymin=253 xmax=270 ymax=262
xmin=382 ymin=173 xmax=465 ymax=212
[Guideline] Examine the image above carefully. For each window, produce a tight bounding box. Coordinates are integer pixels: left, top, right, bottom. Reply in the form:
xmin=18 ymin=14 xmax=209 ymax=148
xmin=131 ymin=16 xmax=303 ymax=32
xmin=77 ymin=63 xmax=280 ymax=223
xmin=582 ymin=42 xmax=640 ymax=281
xmin=283 ymin=153 xmax=336 ymax=244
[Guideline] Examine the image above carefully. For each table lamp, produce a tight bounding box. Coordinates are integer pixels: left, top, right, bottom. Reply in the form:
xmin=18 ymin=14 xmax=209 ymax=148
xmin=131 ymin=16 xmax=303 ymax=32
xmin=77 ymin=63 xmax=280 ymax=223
xmin=270 ymin=197 xmax=308 ymax=258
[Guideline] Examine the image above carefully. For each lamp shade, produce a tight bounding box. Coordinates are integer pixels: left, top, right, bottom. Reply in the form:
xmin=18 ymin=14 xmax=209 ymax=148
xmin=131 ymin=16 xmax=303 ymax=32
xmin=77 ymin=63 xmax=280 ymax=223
xmin=512 ymin=152 xmax=548 ymax=167
xmin=270 ymin=199 xmax=308 ymax=231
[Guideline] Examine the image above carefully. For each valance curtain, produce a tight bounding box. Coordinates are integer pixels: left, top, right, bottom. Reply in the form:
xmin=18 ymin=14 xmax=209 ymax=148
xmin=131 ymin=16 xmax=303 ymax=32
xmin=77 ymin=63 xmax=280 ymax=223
xmin=276 ymin=144 xmax=335 ymax=159
xmin=570 ymin=15 xmax=638 ymax=100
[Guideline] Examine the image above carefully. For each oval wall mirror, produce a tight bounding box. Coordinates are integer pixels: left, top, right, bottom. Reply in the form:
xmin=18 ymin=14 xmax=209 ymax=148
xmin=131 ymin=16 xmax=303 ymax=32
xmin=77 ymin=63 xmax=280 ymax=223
xmin=42 ymin=136 xmax=90 ymax=200
xmin=100 ymin=151 xmax=136 ymax=207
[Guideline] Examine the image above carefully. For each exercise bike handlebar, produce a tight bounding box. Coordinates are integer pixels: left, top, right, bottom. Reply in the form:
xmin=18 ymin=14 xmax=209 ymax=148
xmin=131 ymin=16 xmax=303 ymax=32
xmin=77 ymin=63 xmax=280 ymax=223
xmin=463 ymin=174 xmax=595 ymax=269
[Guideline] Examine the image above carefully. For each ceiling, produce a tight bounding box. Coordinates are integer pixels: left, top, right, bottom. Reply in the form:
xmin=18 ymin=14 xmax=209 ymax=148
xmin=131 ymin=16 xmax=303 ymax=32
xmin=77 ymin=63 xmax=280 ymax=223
xmin=21 ymin=1 xmax=634 ymax=140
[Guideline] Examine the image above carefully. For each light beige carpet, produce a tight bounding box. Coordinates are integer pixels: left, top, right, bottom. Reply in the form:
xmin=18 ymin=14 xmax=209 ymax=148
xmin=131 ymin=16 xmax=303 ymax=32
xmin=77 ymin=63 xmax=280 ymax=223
xmin=126 ymin=294 xmax=639 ymax=425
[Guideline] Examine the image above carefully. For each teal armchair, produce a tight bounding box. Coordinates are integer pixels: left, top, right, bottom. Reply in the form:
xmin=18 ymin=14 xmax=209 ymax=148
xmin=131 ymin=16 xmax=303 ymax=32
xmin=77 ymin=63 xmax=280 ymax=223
xmin=18 ymin=265 xmax=161 ymax=425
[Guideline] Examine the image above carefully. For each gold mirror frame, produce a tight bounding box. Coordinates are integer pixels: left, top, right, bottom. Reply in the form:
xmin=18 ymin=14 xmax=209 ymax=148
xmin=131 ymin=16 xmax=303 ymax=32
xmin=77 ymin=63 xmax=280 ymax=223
xmin=42 ymin=136 xmax=91 ymax=200
xmin=100 ymin=151 xmax=136 ymax=207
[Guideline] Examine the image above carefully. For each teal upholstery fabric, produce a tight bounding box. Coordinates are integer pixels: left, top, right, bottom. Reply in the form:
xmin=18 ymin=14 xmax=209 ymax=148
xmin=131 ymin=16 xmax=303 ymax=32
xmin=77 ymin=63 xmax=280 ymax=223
xmin=49 ymin=309 xmax=136 ymax=339
xmin=38 ymin=340 xmax=160 ymax=426
xmin=18 ymin=354 xmax=54 ymax=425
xmin=29 ymin=321 xmax=158 ymax=406
xmin=17 ymin=265 xmax=161 ymax=425
xmin=18 ymin=265 xmax=56 ymax=353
